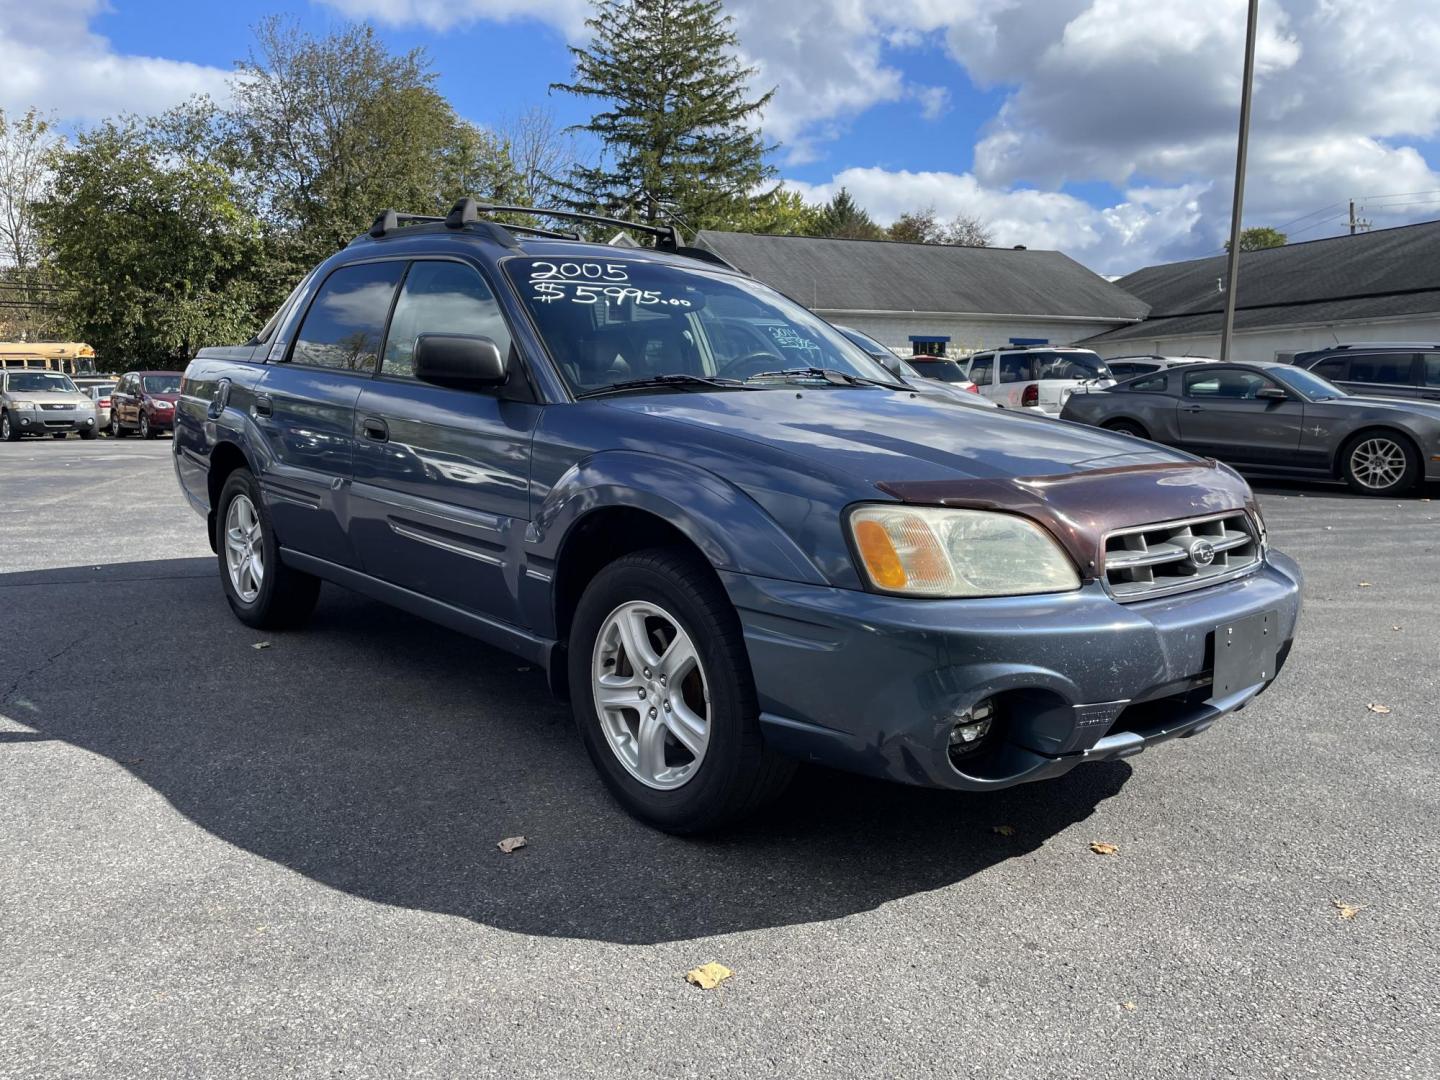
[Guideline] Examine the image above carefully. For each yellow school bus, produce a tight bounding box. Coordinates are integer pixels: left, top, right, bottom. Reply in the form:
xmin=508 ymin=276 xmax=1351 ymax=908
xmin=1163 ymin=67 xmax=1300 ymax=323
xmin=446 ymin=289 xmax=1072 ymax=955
xmin=0 ymin=342 xmax=98 ymax=376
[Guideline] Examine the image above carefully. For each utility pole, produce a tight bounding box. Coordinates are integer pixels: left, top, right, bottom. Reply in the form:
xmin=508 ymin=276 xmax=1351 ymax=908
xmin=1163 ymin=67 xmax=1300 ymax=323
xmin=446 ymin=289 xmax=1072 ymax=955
xmin=1220 ymin=0 xmax=1260 ymax=365
xmin=1348 ymin=199 xmax=1371 ymax=235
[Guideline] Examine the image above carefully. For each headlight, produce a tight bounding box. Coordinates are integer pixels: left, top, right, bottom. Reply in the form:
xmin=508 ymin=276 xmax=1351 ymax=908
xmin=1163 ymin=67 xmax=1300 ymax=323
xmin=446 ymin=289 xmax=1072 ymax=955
xmin=14 ymin=400 xmax=37 ymax=411
xmin=151 ymin=399 xmax=173 ymax=409
xmin=849 ymin=505 xmax=1081 ymax=598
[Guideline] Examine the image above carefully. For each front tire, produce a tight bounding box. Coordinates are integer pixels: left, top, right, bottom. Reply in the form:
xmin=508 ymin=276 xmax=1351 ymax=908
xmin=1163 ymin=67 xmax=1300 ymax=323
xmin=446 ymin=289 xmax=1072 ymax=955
xmin=140 ymin=413 xmax=156 ymax=440
xmin=215 ymin=469 xmax=321 ymax=629
xmin=1 ymin=411 xmax=19 ymax=441
xmin=1342 ymin=431 xmax=1417 ymax=496
xmin=567 ymin=548 xmax=794 ymax=834
xmin=80 ymin=427 xmax=97 ymax=440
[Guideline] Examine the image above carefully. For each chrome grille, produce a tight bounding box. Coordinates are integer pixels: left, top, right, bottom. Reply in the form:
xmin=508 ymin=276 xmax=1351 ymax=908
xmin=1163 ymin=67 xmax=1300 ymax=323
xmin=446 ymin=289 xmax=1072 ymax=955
xmin=1103 ymin=511 xmax=1261 ymax=601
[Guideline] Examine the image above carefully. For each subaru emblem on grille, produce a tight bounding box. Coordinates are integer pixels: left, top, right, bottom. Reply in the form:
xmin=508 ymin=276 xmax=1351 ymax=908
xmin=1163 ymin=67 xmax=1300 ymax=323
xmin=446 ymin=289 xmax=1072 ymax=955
xmin=1186 ymin=537 xmax=1217 ymax=568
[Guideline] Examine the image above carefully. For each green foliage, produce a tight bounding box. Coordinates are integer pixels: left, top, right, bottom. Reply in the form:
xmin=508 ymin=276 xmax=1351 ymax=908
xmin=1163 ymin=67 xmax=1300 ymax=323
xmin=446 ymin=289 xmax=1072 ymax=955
xmin=815 ymin=189 xmax=885 ymax=240
xmin=1226 ymin=226 xmax=1287 ymax=252
xmin=886 ymin=206 xmax=993 ymax=246
xmin=553 ymin=0 xmax=777 ymax=231
xmin=34 ymin=118 xmax=265 ymax=368
xmin=227 ymin=17 xmax=522 ymax=269
xmin=728 ymin=189 xmax=825 ymax=236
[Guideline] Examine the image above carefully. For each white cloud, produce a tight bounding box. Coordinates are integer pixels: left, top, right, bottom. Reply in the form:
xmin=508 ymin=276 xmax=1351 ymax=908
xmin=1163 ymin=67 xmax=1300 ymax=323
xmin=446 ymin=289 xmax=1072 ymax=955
xmin=0 ymin=0 xmax=230 ymax=122
xmin=322 ymin=0 xmax=591 ymax=36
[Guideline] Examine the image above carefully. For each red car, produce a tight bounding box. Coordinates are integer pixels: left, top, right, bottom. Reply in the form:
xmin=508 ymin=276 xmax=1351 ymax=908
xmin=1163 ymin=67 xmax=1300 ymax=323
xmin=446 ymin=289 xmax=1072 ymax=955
xmin=110 ymin=370 xmax=181 ymax=439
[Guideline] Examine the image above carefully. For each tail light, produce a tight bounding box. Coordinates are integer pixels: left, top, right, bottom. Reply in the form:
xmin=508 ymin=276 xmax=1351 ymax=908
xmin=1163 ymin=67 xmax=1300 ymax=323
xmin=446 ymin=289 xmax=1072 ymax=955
xmin=1021 ymin=383 xmax=1039 ymax=407
xmin=965 ymin=383 xmax=980 ymax=394
xmin=99 ymin=398 xmax=110 ymax=407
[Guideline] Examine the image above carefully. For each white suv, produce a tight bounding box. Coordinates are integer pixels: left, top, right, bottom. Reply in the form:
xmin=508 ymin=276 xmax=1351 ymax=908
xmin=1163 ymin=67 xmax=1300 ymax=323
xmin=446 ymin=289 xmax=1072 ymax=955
xmin=964 ymin=347 xmax=1114 ymax=414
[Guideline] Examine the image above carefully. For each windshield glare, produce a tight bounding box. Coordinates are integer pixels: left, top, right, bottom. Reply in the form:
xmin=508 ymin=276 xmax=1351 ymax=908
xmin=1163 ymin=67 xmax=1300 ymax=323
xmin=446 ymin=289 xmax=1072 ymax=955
xmin=142 ymin=375 xmax=181 ymax=394
xmin=7 ymin=372 xmax=77 ymax=393
xmin=1274 ymin=366 xmax=1347 ymax=399
xmin=506 ymin=257 xmax=894 ymax=394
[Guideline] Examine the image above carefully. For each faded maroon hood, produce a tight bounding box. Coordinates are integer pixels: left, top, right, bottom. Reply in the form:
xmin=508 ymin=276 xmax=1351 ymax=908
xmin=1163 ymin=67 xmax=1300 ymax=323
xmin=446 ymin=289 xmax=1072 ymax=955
xmin=878 ymin=460 xmax=1258 ymax=578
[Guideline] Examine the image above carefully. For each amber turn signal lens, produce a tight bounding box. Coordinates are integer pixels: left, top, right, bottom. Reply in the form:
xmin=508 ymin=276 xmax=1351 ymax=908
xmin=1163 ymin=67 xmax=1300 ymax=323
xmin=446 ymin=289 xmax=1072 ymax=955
xmin=854 ymin=519 xmax=907 ymax=590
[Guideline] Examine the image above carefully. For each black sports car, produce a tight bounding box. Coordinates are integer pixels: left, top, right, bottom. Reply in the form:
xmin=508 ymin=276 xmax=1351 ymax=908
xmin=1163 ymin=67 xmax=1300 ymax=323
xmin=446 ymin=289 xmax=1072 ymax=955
xmin=1059 ymin=361 xmax=1440 ymax=496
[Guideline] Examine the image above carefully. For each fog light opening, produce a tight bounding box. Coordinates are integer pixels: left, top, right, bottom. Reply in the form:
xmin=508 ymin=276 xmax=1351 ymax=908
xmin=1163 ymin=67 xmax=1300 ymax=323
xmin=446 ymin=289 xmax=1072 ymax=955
xmin=948 ymin=697 xmax=998 ymax=762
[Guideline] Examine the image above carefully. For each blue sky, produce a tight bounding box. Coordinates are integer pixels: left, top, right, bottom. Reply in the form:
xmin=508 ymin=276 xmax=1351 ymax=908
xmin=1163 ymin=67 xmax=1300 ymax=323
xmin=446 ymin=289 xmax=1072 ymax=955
xmin=5 ymin=0 xmax=1440 ymax=275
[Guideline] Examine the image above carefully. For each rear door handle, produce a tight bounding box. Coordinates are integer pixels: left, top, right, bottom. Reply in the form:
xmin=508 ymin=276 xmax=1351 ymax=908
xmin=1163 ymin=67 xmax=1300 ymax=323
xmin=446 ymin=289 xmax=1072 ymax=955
xmin=253 ymin=393 xmax=273 ymax=418
xmin=362 ymin=417 xmax=389 ymax=442
xmin=1183 ymin=405 xmax=1204 ymax=412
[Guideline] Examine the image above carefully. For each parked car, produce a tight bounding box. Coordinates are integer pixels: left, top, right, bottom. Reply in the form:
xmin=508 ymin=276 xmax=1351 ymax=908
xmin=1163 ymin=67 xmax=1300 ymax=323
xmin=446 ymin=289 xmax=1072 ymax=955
xmin=964 ymin=346 xmax=1115 ymax=413
xmin=84 ymin=383 xmax=117 ymax=430
xmin=110 ymin=370 xmax=182 ymax=438
xmin=1291 ymin=343 xmax=1440 ymax=403
xmin=1059 ymin=361 xmax=1440 ymax=495
xmin=174 ymin=199 xmax=1302 ymax=833
xmin=833 ymin=326 xmax=994 ymax=407
xmin=0 ymin=369 xmax=99 ymax=440
xmin=1103 ymin=354 xmax=1212 ymax=380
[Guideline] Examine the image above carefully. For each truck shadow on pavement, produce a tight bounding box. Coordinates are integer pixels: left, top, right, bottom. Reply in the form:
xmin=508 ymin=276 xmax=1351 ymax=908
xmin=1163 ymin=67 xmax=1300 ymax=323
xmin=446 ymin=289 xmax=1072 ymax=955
xmin=3 ymin=557 xmax=1131 ymax=945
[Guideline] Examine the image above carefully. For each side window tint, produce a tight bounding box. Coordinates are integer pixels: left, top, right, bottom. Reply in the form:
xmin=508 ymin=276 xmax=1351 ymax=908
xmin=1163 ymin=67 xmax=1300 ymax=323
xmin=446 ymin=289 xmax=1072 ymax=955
xmin=291 ymin=262 xmax=406 ymax=373
xmin=968 ymin=354 xmax=993 ymax=385
xmin=382 ymin=261 xmax=514 ymax=378
xmin=1425 ymin=356 xmax=1440 ymax=387
xmin=1347 ymin=354 xmax=1413 ymax=385
xmin=1314 ymin=358 xmax=1348 ymax=380
xmin=1129 ymin=374 xmax=1168 ymax=392
xmin=1185 ymin=369 xmax=1270 ymax=399
xmin=998 ymin=354 xmax=1029 ymax=383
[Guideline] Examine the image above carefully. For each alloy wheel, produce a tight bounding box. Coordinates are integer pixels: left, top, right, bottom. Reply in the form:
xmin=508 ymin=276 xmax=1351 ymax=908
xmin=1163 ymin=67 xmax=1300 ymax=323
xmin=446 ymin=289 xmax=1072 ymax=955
xmin=1349 ymin=437 xmax=1407 ymax=491
xmin=590 ymin=600 xmax=711 ymax=790
xmin=224 ymin=494 xmax=265 ymax=603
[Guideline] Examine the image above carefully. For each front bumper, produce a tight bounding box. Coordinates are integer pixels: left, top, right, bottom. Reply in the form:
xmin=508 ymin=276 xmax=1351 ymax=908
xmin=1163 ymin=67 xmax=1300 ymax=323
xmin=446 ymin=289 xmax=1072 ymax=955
xmin=10 ymin=410 xmax=97 ymax=435
xmin=723 ymin=551 xmax=1302 ymax=792
xmin=144 ymin=409 xmax=176 ymax=430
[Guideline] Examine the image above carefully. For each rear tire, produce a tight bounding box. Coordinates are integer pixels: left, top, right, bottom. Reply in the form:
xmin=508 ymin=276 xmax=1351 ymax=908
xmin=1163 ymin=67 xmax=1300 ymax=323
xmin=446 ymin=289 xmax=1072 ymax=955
xmin=567 ymin=548 xmax=794 ymax=834
xmin=111 ymin=414 xmax=127 ymax=437
xmin=1104 ymin=419 xmax=1150 ymax=439
xmin=215 ymin=468 xmax=321 ymax=630
xmin=1341 ymin=430 xmax=1418 ymax=496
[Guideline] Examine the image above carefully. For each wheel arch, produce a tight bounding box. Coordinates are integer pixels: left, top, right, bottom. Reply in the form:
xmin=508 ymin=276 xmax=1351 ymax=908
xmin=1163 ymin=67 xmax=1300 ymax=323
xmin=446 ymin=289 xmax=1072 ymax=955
xmin=205 ymin=441 xmax=254 ymax=551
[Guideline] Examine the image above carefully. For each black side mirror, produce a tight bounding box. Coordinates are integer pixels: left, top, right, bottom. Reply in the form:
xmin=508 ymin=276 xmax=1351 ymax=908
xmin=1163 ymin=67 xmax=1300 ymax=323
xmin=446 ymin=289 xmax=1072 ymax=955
xmin=414 ymin=334 xmax=508 ymax=388
xmin=1255 ymin=386 xmax=1289 ymax=400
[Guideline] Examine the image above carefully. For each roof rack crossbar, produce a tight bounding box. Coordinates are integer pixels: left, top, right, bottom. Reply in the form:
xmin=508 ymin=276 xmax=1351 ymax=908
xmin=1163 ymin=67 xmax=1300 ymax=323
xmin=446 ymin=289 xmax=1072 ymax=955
xmin=370 ymin=209 xmax=445 ymax=238
xmin=471 ymin=203 xmax=681 ymax=249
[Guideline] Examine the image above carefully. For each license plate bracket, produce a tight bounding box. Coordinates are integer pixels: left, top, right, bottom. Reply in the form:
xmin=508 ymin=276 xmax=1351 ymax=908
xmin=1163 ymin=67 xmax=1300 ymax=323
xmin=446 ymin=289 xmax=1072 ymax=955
xmin=1211 ymin=609 xmax=1277 ymax=700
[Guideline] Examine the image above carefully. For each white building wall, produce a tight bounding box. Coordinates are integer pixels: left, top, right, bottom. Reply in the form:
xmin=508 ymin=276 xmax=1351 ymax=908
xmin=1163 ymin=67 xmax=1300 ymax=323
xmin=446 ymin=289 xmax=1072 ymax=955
xmin=817 ymin=311 xmax=1133 ymax=357
xmin=1087 ymin=313 xmax=1440 ymax=364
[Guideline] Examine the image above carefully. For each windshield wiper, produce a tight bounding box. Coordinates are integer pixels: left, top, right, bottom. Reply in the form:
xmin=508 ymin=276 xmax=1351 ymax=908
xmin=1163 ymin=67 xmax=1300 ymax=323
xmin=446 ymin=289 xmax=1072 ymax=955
xmin=575 ymin=373 xmax=757 ymax=399
xmin=745 ymin=366 xmax=910 ymax=391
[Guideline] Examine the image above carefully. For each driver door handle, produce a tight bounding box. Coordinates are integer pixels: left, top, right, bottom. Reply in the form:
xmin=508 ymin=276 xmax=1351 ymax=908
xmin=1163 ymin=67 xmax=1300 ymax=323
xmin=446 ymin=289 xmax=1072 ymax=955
xmin=1183 ymin=405 xmax=1204 ymax=412
xmin=362 ymin=417 xmax=389 ymax=442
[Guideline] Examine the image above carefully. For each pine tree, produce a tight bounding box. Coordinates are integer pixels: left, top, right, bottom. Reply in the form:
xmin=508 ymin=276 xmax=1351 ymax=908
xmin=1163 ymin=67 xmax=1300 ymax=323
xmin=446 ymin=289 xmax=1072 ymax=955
xmin=817 ymin=189 xmax=884 ymax=240
xmin=552 ymin=0 xmax=776 ymax=233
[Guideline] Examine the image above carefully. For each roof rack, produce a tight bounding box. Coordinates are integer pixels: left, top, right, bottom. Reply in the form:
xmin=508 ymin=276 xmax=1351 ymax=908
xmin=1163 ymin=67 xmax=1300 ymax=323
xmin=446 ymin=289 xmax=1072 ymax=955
xmin=365 ymin=198 xmax=738 ymax=271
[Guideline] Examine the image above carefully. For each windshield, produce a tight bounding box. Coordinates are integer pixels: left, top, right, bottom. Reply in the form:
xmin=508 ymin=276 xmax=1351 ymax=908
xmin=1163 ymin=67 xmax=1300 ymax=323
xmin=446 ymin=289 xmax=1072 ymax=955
xmin=837 ymin=326 xmax=893 ymax=359
xmin=1272 ymin=366 xmax=1347 ymax=400
xmin=506 ymin=257 xmax=894 ymax=394
xmin=7 ymin=372 xmax=77 ymax=393
xmin=142 ymin=374 xmax=181 ymax=394
xmin=909 ymin=358 xmax=968 ymax=383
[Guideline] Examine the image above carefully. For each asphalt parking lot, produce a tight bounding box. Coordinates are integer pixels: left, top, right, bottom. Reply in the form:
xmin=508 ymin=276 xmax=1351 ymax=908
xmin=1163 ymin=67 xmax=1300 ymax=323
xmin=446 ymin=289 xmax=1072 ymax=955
xmin=2 ymin=438 xmax=1438 ymax=1079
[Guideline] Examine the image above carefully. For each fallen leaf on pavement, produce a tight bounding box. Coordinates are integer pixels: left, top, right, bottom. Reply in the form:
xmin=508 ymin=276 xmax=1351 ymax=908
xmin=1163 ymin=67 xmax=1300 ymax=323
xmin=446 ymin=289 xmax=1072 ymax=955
xmin=252 ymin=641 xmax=272 ymax=650
xmin=685 ymin=962 xmax=733 ymax=990
xmin=1090 ymin=841 xmax=1120 ymax=856
xmin=991 ymin=825 xmax=1016 ymax=837
xmin=1332 ymin=900 xmax=1362 ymax=920
xmin=1357 ymin=582 xmax=1373 ymax=588
xmin=496 ymin=836 xmax=527 ymax=853
xmin=1392 ymin=625 xmax=1402 ymax=632
xmin=1120 ymin=1001 xmax=1137 ymax=1011
xmin=1366 ymin=703 xmax=1392 ymax=715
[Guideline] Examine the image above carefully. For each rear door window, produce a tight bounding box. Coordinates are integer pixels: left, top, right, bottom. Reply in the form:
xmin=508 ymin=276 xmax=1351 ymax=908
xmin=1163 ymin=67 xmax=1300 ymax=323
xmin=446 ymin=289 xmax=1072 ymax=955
xmin=967 ymin=353 xmax=993 ymax=386
xmin=1313 ymin=357 xmax=1348 ymax=381
xmin=1346 ymin=354 xmax=1416 ymax=386
xmin=1425 ymin=356 xmax=1440 ymax=387
xmin=998 ymin=353 xmax=1030 ymax=383
xmin=291 ymin=262 xmax=407 ymax=373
